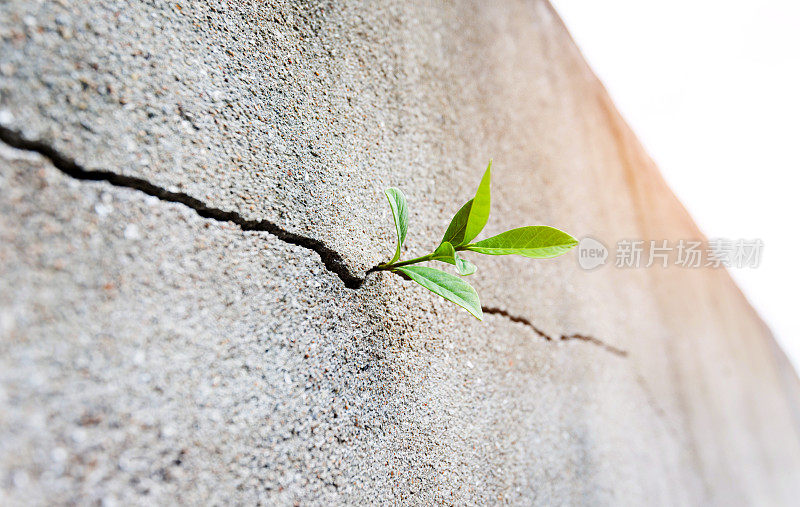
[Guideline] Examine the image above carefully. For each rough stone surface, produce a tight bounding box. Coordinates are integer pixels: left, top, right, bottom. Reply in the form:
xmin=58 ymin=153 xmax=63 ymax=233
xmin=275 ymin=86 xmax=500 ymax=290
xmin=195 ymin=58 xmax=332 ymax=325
xmin=2 ymin=0 xmax=799 ymax=505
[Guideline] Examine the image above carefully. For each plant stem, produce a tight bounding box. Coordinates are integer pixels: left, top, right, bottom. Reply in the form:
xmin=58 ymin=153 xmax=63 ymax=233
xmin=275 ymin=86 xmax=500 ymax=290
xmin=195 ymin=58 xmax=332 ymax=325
xmin=377 ymin=253 xmax=435 ymax=270
xmin=377 ymin=244 xmax=477 ymax=270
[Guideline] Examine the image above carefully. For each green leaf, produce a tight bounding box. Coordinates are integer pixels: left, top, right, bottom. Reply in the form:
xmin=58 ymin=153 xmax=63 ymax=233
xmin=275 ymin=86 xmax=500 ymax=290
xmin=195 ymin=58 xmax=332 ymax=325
xmin=463 ymin=160 xmax=491 ymax=244
xmin=431 ymin=242 xmax=478 ymax=276
xmin=431 ymin=241 xmax=457 ymax=262
xmin=394 ymin=265 xmax=483 ymax=320
xmin=439 ymin=161 xmax=492 ymax=247
xmin=440 ymin=199 xmax=473 ymax=246
xmin=465 ymin=226 xmax=578 ymax=258
xmin=384 ymin=188 xmax=408 ymax=264
xmin=456 ymin=257 xmax=477 ymax=276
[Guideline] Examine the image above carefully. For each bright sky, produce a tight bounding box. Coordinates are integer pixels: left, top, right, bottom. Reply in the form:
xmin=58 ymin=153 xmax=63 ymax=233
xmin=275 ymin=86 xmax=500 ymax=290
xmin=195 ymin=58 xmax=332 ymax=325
xmin=551 ymin=0 xmax=800 ymax=369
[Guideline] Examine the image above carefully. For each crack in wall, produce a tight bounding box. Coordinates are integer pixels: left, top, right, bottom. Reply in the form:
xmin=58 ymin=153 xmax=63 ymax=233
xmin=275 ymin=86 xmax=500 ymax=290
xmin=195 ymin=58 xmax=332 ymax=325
xmin=635 ymin=373 xmax=680 ymax=438
xmin=481 ymin=306 xmax=553 ymax=341
xmin=2 ymin=126 xmax=627 ymax=359
xmin=560 ymin=333 xmax=628 ymax=358
xmin=0 ymin=126 xmax=365 ymax=289
xmin=482 ymin=306 xmax=628 ymax=357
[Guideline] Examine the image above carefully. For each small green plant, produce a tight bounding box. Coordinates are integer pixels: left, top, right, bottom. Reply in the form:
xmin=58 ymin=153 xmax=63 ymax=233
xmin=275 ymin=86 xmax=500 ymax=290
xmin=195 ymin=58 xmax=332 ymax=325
xmin=376 ymin=161 xmax=578 ymax=320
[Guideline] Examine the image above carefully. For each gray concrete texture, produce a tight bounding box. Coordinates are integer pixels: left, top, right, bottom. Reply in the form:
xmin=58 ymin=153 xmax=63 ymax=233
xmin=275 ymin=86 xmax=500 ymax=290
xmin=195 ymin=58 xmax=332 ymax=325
xmin=1 ymin=0 xmax=799 ymax=504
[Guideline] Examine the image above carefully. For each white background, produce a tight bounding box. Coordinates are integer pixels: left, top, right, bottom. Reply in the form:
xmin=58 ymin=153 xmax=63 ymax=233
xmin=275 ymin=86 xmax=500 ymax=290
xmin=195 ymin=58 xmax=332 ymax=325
xmin=551 ymin=0 xmax=800 ymax=369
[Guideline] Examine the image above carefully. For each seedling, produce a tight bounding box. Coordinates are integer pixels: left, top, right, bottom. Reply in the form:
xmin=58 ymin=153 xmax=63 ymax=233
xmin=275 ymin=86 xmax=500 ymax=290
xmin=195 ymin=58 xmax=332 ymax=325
xmin=376 ymin=161 xmax=577 ymax=320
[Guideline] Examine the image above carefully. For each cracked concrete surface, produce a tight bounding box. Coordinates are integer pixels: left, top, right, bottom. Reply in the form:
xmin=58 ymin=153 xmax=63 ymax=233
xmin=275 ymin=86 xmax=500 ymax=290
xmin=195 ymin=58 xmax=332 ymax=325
xmin=0 ymin=125 xmax=363 ymax=289
xmin=2 ymin=0 xmax=800 ymax=504
xmin=481 ymin=306 xmax=626 ymax=357
xmin=0 ymin=124 xmax=624 ymax=360
xmin=1 ymin=148 xmax=650 ymax=504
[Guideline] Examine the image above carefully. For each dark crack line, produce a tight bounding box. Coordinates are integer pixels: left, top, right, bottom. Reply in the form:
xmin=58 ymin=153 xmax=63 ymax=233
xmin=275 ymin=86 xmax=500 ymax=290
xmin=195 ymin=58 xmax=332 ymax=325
xmin=635 ymin=373 xmax=680 ymax=437
xmin=560 ymin=333 xmax=628 ymax=357
xmin=481 ymin=306 xmax=627 ymax=357
xmin=481 ymin=306 xmax=552 ymax=341
xmin=0 ymin=126 xmax=365 ymax=289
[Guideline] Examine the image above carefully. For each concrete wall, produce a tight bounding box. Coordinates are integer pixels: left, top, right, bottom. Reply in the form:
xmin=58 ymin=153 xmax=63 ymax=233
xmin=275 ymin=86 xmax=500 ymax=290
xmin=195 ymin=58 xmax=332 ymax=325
xmin=2 ymin=0 xmax=799 ymax=504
